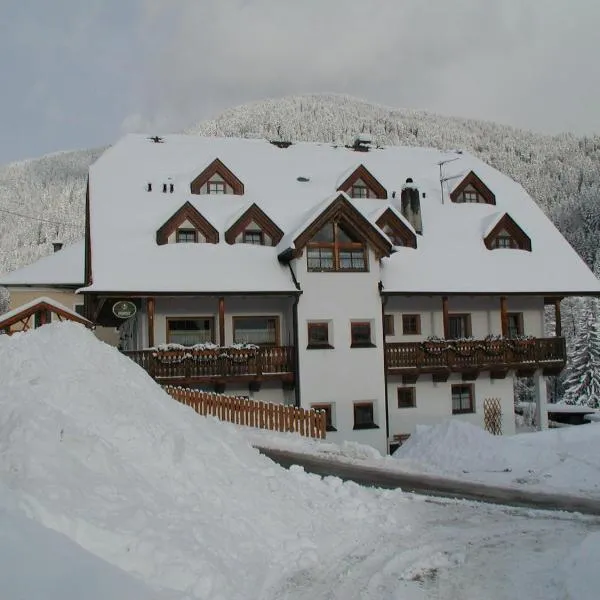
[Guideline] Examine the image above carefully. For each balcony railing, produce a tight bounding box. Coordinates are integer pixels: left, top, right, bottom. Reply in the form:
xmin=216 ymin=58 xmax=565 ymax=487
xmin=124 ymin=346 xmax=295 ymax=384
xmin=385 ymin=337 xmax=566 ymax=375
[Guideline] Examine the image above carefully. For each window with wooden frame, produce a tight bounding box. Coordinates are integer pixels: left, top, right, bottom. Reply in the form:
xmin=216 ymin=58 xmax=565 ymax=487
xmin=353 ymin=401 xmax=378 ymax=429
xmin=507 ymin=312 xmax=524 ymax=339
xmin=484 ymin=214 xmax=531 ymax=251
xmin=397 ymin=387 xmax=416 ymax=409
xmin=492 ymin=234 xmax=514 ymax=249
xmin=448 ymin=314 xmax=472 ymax=339
xmin=207 ymin=180 xmax=226 ymax=194
xmin=306 ymin=221 xmax=367 ymax=272
xmin=461 ymin=190 xmax=481 ymax=203
xmin=232 ymin=316 xmax=278 ymax=346
xmin=451 ymin=384 xmax=475 ymax=414
xmin=167 ymin=318 xmax=214 ymax=346
xmin=242 ymin=230 xmax=264 ymax=245
xmin=350 ymin=182 xmax=369 ymax=198
xmin=402 ymin=314 xmax=421 ymax=335
xmin=307 ymin=322 xmax=332 ymax=349
xmin=311 ymin=403 xmax=336 ymax=431
xmin=351 ymin=321 xmax=374 ymax=348
xmin=383 ymin=314 xmax=395 ymax=336
xmin=176 ymin=228 xmax=197 ymax=243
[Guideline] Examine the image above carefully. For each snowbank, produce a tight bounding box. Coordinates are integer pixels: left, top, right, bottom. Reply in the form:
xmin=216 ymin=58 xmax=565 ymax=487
xmin=392 ymin=419 xmax=600 ymax=496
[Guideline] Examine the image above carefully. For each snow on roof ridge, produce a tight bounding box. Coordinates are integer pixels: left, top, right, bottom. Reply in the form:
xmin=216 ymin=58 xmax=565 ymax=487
xmin=0 ymin=296 xmax=86 ymax=324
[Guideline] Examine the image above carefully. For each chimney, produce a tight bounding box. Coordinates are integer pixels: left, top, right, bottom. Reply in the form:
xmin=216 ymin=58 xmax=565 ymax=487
xmin=52 ymin=242 xmax=63 ymax=253
xmin=169 ymin=183 xmax=174 ymax=193
xmin=400 ymin=178 xmax=423 ymax=234
xmin=147 ymin=182 xmax=152 ymax=192
xmin=162 ymin=183 xmax=167 ymax=193
xmin=352 ymin=133 xmax=373 ymax=152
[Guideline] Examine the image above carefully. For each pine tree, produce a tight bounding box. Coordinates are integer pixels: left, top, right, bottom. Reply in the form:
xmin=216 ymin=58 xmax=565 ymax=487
xmin=561 ymin=297 xmax=600 ymax=408
xmin=0 ymin=286 xmax=9 ymax=315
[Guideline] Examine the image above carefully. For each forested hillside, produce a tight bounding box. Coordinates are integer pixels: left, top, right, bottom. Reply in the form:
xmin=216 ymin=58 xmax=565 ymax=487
xmin=1 ymin=94 xmax=599 ymax=404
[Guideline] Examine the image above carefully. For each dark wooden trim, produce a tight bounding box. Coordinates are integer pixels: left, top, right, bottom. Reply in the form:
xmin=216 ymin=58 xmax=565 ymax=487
xmin=402 ymin=373 xmax=419 ymax=384
xmin=397 ymin=386 xmax=416 ymax=408
xmin=484 ymin=213 xmax=532 ymax=252
xmin=292 ymin=194 xmax=392 ymax=260
xmin=147 ymin=297 xmax=155 ymax=347
xmin=382 ymin=291 xmax=600 ymax=297
xmin=383 ymin=314 xmax=395 ymax=336
xmin=555 ymin=298 xmax=562 ymax=337
xmin=156 ymin=201 xmax=219 ymax=245
xmin=432 ymin=372 xmax=450 ymax=383
xmin=442 ymin=296 xmax=449 ymax=339
xmin=224 ymin=203 xmax=284 ymax=245
xmin=0 ymin=300 xmax=93 ymax=331
xmin=190 ymin=158 xmax=244 ymax=195
xmin=375 ymin=207 xmax=417 ymax=248
xmin=337 ymin=164 xmax=387 ymax=199
xmin=85 ymin=290 xmax=301 ymax=298
xmin=307 ymin=321 xmax=330 ymax=347
xmin=218 ymin=297 xmax=225 ymax=346
xmin=450 ymin=171 xmax=496 ymax=205
xmin=451 ymin=383 xmax=475 ymax=414
xmin=401 ymin=314 xmax=421 ymax=335
xmin=500 ymin=296 xmax=508 ymax=337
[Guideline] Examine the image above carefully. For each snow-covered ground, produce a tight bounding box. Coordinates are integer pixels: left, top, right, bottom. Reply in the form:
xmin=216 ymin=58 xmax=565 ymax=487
xmin=1 ymin=323 xmax=600 ymax=599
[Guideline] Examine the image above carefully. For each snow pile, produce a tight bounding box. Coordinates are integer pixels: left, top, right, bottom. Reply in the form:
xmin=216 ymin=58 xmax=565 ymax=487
xmin=393 ymin=419 xmax=600 ymax=496
xmin=394 ymin=420 xmax=513 ymax=473
xmin=0 ymin=323 xmax=413 ymax=599
xmin=562 ymin=532 xmax=600 ymax=600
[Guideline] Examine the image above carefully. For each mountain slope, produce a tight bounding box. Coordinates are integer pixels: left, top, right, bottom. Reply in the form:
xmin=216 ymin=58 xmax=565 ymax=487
xmin=1 ymin=94 xmax=599 ymax=276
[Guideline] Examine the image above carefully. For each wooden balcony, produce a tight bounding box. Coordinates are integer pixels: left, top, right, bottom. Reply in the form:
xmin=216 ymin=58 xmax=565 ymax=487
xmin=124 ymin=346 xmax=295 ymax=388
xmin=385 ymin=337 xmax=566 ymax=379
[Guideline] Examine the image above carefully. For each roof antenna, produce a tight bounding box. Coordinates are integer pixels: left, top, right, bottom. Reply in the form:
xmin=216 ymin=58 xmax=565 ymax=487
xmin=437 ymin=157 xmax=461 ymax=204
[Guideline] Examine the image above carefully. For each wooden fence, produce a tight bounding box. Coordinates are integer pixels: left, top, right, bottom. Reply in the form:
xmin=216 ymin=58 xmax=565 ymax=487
xmin=164 ymin=385 xmax=327 ymax=439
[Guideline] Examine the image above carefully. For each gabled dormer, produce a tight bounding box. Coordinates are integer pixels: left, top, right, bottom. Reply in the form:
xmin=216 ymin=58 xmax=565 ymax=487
xmin=283 ymin=193 xmax=392 ymax=272
xmin=484 ymin=213 xmax=531 ymax=251
xmin=156 ymin=202 xmax=219 ymax=245
xmin=375 ymin=207 xmax=417 ymax=249
xmin=225 ymin=203 xmax=283 ymax=246
xmin=450 ymin=171 xmax=496 ymax=205
xmin=337 ymin=165 xmax=387 ymax=199
xmin=190 ymin=158 xmax=244 ymax=195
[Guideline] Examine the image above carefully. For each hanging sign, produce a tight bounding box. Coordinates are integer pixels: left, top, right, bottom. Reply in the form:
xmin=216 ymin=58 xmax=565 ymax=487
xmin=112 ymin=300 xmax=137 ymax=319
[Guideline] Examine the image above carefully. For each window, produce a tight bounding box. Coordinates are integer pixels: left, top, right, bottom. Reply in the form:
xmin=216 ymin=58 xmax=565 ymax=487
xmin=448 ymin=314 xmax=471 ymax=339
xmin=397 ymin=387 xmax=416 ymax=409
xmin=176 ymin=228 xmax=197 ymax=243
xmin=233 ymin=316 xmax=278 ymax=346
xmin=307 ymin=221 xmax=367 ymax=272
xmin=351 ymin=183 xmax=369 ymax=198
xmin=74 ymin=304 xmax=85 ymax=316
xmin=402 ymin=314 xmax=421 ymax=335
xmin=167 ymin=318 xmax=214 ymax=346
xmin=307 ymin=322 xmax=332 ymax=349
xmin=492 ymin=235 xmax=514 ymax=249
xmin=383 ymin=314 xmax=395 ymax=336
xmin=207 ymin=180 xmax=226 ymax=194
xmin=353 ymin=402 xmax=378 ymax=429
xmin=462 ymin=190 xmax=480 ymax=203
xmin=451 ymin=384 xmax=475 ymax=414
xmin=243 ymin=230 xmax=264 ymax=245
xmin=507 ymin=312 xmax=524 ymax=338
xmin=351 ymin=321 xmax=373 ymax=347
xmin=311 ymin=403 xmax=336 ymax=431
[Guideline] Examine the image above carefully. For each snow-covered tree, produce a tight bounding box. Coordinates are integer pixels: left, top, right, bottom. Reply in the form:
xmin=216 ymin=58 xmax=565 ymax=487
xmin=0 ymin=286 xmax=9 ymax=315
xmin=560 ymin=297 xmax=600 ymax=408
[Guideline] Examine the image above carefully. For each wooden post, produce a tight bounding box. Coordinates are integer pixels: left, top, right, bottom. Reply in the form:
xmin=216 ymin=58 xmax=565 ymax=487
xmin=442 ymin=296 xmax=449 ymax=339
xmin=218 ymin=296 xmax=225 ymax=346
xmin=500 ymin=296 xmax=508 ymax=337
xmin=147 ymin=297 xmax=155 ymax=348
xmin=39 ymin=309 xmax=48 ymax=326
xmin=554 ymin=298 xmax=562 ymax=337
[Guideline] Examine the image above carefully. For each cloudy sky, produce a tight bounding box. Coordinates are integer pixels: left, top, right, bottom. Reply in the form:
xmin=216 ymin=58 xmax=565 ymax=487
xmin=1 ymin=0 xmax=599 ymax=164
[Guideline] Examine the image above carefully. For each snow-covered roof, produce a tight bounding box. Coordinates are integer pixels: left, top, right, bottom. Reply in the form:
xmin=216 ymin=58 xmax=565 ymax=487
xmin=0 ymin=241 xmax=84 ymax=287
xmin=0 ymin=296 xmax=91 ymax=327
xmin=83 ymin=134 xmax=600 ymax=295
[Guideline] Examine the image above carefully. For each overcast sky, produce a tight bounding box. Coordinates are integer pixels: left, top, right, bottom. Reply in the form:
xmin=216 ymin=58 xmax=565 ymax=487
xmin=2 ymin=0 xmax=599 ymax=164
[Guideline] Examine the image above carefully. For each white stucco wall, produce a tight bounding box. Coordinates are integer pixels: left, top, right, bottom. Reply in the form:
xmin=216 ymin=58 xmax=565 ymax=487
xmin=294 ymin=247 xmax=388 ymax=454
xmin=387 ymin=373 xmax=516 ymax=440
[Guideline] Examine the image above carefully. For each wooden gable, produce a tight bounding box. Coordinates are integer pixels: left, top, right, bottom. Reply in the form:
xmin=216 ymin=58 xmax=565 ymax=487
xmin=337 ymin=164 xmax=387 ymax=199
xmin=224 ymin=203 xmax=283 ymax=245
xmin=190 ymin=158 xmax=244 ymax=195
xmin=156 ymin=202 xmax=219 ymax=245
xmin=375 ymin=208 xmax=417 ymax=249
xmin=484 ymin=213 xmax=532 ymax=251
xmin=450 ymin=171 xmax=496 ymax=205
xmin=292 ymin=194 xmax=392 ymax=258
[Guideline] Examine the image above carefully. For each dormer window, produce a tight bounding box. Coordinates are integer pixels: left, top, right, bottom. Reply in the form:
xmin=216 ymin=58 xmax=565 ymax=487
xmin=375 ymin=207 xmax=417 ymax=249
xmin=176 ymin=229 xmax=197 ymax=243
xmin=307 ymin=221 xmax=367 ymax=272
xmin=351 ymin=181 xmax=369 ymax=199
xmin=243 ymin=230 xmax=264 ymax=245
xmin=450 ymin=171 xmax=496 ymax=205
xmin=337 ymin=165 xmax=387 ymax=200
xmin=484 ymin=213 xmax=531 ymax=251
xmin=207 ymin=179 xmax=226 ymax=194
